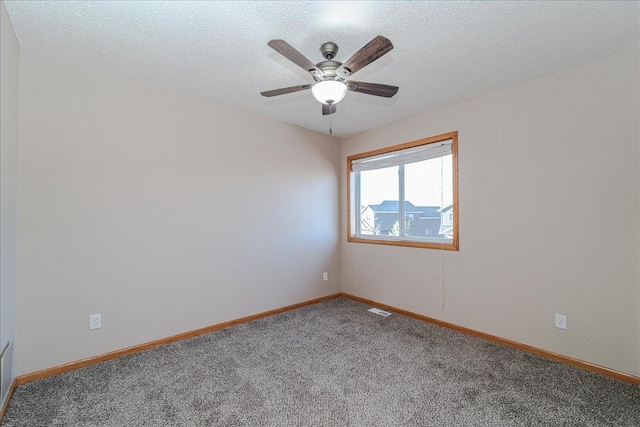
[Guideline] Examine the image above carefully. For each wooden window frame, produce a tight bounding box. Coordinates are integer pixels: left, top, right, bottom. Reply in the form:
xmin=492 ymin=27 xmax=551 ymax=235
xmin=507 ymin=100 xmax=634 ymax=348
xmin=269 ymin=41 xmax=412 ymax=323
xmin=347 ymin=131 xmax=459 ymax=250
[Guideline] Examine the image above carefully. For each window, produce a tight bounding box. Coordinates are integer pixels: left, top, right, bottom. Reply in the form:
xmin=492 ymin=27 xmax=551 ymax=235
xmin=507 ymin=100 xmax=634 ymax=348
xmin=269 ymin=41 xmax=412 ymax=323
xmin=347 ymin=131 xmax=458 ymax=250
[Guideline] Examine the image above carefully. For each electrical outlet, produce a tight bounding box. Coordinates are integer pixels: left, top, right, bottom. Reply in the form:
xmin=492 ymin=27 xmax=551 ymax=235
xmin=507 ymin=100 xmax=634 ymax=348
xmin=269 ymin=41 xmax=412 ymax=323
xmin=89 ymin=314 xmax=101 ymax=330
xmin=323 ymin=272 xmax=328 ymax=281
xmin=555 ymin=313 xmax=567 ymax=330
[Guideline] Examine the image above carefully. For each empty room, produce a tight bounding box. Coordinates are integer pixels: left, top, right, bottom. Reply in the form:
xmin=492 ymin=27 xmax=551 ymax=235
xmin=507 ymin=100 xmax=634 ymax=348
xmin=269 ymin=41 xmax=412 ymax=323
xmin=1 ymin=1 xmax=639 ymax=426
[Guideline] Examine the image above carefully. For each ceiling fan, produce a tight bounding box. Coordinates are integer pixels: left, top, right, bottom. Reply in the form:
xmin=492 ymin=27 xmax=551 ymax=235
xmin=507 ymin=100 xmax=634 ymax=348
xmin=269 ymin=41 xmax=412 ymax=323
xmin=261 ymin=36 xmax=398 ymax=115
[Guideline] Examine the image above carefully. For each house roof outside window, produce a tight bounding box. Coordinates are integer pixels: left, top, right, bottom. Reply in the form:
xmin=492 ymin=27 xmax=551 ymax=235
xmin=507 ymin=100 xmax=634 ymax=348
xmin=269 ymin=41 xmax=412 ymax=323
xmin=369 ymin=200 xmax=441 ymax=218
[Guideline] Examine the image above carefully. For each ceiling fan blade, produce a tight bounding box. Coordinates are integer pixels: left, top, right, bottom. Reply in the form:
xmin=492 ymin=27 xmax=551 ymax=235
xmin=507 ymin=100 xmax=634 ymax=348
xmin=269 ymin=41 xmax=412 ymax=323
xmin=260 ymin=84 xmax=312 ymax=97
xmin=322 ymin=103 xmax=337 ymax=115
xmin=346 ymin=81 xmax=398 ymax=98
xmin=338 ymin=36 xmax=393 ymax=75
xmin=268 ymin=40 xmax=323 ymax=75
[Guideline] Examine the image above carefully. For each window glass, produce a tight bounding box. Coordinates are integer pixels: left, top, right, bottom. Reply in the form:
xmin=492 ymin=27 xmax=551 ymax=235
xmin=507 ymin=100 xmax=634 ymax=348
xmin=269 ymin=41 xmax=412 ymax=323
xmin=359 ymin=166 xmax=398 ymax=236
xmin=404 ymin=156 xmax=452 ymax=239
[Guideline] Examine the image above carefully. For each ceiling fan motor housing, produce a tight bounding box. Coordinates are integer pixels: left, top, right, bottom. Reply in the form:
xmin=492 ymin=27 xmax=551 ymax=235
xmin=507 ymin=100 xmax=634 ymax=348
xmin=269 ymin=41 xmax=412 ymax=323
xmin=315 ymin=60 xmax=342 ymax=81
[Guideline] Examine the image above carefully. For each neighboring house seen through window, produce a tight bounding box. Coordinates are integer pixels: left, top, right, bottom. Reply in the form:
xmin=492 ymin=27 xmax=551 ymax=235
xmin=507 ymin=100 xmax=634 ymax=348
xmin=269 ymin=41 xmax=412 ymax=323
xmin=347 ymin=131 xmax=458 ymax=250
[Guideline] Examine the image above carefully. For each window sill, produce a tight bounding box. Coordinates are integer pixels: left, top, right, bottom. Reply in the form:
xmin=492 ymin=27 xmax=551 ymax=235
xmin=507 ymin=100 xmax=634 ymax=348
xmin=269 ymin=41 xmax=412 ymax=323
xmin=347 ymin=236 xmax=459 ymax=251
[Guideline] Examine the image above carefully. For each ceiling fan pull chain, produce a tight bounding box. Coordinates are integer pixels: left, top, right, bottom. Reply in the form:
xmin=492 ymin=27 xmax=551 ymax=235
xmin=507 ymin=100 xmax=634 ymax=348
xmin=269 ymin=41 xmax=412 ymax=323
xmin=329 ymin=115 xmax=333 ymax=136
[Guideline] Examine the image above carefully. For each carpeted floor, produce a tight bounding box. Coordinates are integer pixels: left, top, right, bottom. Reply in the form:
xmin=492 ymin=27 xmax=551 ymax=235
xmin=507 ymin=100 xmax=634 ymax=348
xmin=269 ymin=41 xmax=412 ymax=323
xmin=2 ymin=297 xmax=639 ymax=426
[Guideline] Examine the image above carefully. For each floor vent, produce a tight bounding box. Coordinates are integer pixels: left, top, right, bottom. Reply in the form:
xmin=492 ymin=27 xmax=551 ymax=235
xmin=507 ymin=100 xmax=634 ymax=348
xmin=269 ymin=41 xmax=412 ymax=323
xmin=368 ymin=308 xmax=392 ymax=317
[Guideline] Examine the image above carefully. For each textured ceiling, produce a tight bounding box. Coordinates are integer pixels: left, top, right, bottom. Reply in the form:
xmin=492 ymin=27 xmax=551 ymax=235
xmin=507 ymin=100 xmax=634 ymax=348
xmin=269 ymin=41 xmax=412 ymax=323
xmin=4 ymin=1 xmax=640 ymax=138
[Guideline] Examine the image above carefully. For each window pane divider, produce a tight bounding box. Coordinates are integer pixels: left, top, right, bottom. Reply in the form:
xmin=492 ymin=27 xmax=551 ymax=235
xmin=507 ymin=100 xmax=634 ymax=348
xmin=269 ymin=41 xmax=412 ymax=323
xmin=355 ymin=171 xmax=362 ymax=237
xmin=399 ymin=164 xmax=405 ymax=237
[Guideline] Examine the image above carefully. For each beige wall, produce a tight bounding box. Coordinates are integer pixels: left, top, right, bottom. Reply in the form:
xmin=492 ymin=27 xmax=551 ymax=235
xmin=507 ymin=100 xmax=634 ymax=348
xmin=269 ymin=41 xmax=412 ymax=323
xmin=341 ymin=48 xmax=640 ymax=376
xmin=0 ymin=0 xmax=19 ymax=401
xmin=15 ymin=49 xmax=341 ymax=376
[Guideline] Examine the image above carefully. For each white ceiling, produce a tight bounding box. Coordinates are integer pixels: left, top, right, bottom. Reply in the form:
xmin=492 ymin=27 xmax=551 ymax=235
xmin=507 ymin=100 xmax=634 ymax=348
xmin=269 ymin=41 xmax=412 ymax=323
xmin=4 ymin=1 xmax=639 ymax=139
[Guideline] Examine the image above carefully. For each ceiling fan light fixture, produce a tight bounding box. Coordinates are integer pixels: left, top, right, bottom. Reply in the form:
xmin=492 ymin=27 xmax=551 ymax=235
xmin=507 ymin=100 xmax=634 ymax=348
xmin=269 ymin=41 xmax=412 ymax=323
xmin=311 ymin=80 xmax=348 ymax=105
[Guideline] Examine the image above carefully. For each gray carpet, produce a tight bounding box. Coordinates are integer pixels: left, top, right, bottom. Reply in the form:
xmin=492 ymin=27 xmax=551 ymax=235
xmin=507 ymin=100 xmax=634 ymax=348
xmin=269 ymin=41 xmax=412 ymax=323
xmin=2 ymin=297 xmax=639 ymax=426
